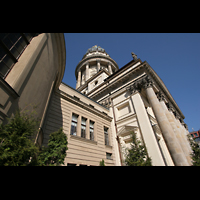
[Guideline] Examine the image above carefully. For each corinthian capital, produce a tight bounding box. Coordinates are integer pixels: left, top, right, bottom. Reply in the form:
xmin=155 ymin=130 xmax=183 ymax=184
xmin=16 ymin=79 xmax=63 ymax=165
xmin=142 ymin=75 xmax=153 ymax=89
xmin=126 ymin=82 xmax=141 ymax=94
xmin=156 ymin=91 xmax=165 ymax=102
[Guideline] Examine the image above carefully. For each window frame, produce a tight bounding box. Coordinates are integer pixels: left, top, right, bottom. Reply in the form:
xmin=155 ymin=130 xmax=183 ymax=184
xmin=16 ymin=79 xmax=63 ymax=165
xmin=0 ymin=33 xmax=39 ymax=79
xmin=90 ymin=120 xmax=95 ymax=141
xmin=81 ymin=117 xmax=87 ymax=138
xmin=104 ymin=126 xmax=109 ymax=146
xmin=70 ymin=113 xmax=79 ymax=136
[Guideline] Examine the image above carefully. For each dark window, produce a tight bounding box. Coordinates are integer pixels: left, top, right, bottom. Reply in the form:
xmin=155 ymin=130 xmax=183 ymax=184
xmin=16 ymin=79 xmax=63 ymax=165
xmin=67 ymin=163 xmax=76 ymax=166
xmin=191 ymin=134 xmax=194 ymax=137
xmin=81 ymin=117 xmax=87 ymax=138
xmin=0 ymin=33 xmax=39 ymax=79
xmin=194 ymin=133 xmax=198 ymax=137
xmin=90 ymin=120 xmax=94 ymax=140
xmin=106 ymin=152 xmax=112 ymax=160
xmin=71 ymin=113 xmax=78 ymax=135
xmin=104 ymin=127 xmax=109 ymax=145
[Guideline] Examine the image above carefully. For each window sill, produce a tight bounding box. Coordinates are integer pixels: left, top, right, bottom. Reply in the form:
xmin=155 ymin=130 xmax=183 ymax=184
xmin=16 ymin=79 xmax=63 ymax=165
xmin=70 ymin=135 xmax=97 ymax=145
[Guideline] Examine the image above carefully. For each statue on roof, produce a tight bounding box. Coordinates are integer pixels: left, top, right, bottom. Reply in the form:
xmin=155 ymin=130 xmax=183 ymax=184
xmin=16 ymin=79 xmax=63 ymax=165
xmin=131 ymin=52 xmax=137 ymax=61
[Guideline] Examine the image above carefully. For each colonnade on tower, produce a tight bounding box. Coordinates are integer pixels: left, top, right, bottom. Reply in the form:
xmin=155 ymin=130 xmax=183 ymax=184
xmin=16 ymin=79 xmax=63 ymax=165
xmin=75 ymin=45 xmax=119 ymax=90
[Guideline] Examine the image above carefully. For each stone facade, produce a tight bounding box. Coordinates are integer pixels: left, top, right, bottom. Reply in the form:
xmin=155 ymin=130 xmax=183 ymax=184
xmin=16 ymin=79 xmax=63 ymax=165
xmin=0 ymin=37 xmax=191 ymax=166
xmin=0 ymin=33 xmax=66 ymax=145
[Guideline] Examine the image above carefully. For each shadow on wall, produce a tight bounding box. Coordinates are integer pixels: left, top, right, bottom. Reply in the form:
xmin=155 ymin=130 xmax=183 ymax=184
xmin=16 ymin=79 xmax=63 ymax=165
xmin=41 ymin=91 xmax=63 ymax=147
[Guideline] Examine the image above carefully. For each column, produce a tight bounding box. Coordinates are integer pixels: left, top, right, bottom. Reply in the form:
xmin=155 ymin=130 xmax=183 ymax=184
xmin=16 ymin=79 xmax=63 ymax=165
xmin=108 ymin=62 xmax=113 ymax=74
xmin=85 ymin=62 xmax=89 ymax=81
xmin=76 ymin=70 xmax=81 ymax=89
xmin=173 ymin=112 xmax=192 ymax=164
xmin=144 ymin=78 xmax=189 ymax=166
xmin=128 ymin=87 xmax=165 ymax=166
xmin=97 ymin=59 xmax=101 ymax=71
xmin=158 ymin=94 xmax=191 ymax=165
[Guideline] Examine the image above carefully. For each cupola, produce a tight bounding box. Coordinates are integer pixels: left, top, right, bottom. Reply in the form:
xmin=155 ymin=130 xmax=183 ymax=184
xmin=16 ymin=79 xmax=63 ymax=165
xmin=75 ymin=45 xmax=119 ymax=94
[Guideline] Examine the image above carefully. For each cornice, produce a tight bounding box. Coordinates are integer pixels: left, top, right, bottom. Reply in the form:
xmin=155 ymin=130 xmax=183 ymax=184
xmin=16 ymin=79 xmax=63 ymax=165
xmin=88 ymin=61 xmax=146 ymax=99
xmin=143 ymin=63 xmax=185 ymax=119
xmin=56 ymin=89 xmax=112 ymax=122
xmin=89 ymin=60 xmax=185 ymax=119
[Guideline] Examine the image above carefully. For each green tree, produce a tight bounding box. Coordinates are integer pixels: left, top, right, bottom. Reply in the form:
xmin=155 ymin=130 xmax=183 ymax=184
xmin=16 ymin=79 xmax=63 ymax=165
xmin=187 ymin=133 xmax=200 ymax=166
xmin=0 ymin=109 xmax=68 ymax=166
xmin=125 ymin=132 xmax=152 ymax=166
xmin=0 ymin=110 xmax=39 ymax=166
xmin=99 ymin=159 xmax=105 ymax=166
xmin=34 ymin=128 xmax=68 ymax=166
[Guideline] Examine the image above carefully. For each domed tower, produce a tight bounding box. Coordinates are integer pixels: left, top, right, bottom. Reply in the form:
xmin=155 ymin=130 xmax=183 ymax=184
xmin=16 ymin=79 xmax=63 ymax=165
xmin=75 ymin=45 xmax=119 ymax=95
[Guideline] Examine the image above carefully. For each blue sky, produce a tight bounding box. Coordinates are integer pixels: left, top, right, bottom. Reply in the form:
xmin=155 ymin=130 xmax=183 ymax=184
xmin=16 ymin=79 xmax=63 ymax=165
xmin=62 ymin=33 xmax=200 ymax=132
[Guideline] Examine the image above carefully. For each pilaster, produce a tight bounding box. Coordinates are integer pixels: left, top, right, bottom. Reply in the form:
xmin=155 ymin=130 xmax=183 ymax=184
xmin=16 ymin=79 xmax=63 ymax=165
xmin=126 ymin=85 xmax=165 ymax=166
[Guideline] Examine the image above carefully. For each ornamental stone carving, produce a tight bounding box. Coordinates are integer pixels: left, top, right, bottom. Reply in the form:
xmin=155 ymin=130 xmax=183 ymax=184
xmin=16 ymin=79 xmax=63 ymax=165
xmin=166 ymin=102 xmax=175 ymax=112
xmin=101 ymin=98 xmax=111 ymax=108
xmin=156 ymin=91 xmax=165 ymax=102
xmin=126 ymin=75 xmax=153 ymax=94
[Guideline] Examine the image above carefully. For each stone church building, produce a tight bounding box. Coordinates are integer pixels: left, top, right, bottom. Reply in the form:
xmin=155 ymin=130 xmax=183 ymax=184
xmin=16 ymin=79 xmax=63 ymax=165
xmin=0 ymin=33 xmax=191 ymax=166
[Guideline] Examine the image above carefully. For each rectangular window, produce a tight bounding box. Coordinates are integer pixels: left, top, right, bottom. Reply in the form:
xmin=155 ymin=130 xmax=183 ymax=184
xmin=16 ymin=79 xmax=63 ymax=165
xmin=71 ymin=113 xmax=78 ymax=136
xmin=104 ymin=127 xmax=109 ymax=145
xmin=0 ymin=33 xmax=39 ymax=79
xmin=106 ymin=152 xmax=112 ymax=160
xmin=81 ymin=117 xmax=87 ymax=138
xmin=90 ymin=120 xmax=95 ymax=140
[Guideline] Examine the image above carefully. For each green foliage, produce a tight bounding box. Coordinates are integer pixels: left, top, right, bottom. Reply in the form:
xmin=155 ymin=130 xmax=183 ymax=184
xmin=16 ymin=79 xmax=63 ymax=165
xmin=187 ymin=134 xmax=200 ymax=166
xmin=34 ymin=128 xmax=68 ymax=166
xmin=0 ymin=108 xmax=68 ymax=166
xmin=125 ymin=132 xmax=152 ymax=166
xmin=0 ymin=110 xmax=39 ymax=166
xmin=99 ymin=159 xmax=105 ymax=166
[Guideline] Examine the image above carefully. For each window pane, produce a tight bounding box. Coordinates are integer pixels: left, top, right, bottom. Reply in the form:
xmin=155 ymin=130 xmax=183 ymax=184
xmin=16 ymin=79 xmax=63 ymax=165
xmin=72 ymin=114 xmax=78 ymax=122
xmin=81 ymin=117 xmax=87 ymax=125
xmin=19 ymin=37 xmax=27 ymax=48
xmin=90 ymin=121 xmax=94 ymax=128
xmin=10 ymin=46 xmax=20 ymax=59
xmin=3 ymin=55 xmax=14 ymax=69
xmin=0 ymin=62 xmax=10 ymax=77
xmin=104 ymin=127 xmax=109 ymax=145
xmin=3 ymin=35 xmax=13 ymax=50
xmin=24 ymin=33 xmax=32 ymax=42
xmin=106 ymin=153 xmax=112 ymax=159
xmin=71 ymin=124 xmax=77 ymax=135
xmin=9 ymin=34 xmax=18 ymax=45
xmin=14 ymin=40 xmax=24 ymax=56
xmin=90 ymin=129 xmax=94 ymax=140
xmin=0 ymin=47 xmax=6 ymax=61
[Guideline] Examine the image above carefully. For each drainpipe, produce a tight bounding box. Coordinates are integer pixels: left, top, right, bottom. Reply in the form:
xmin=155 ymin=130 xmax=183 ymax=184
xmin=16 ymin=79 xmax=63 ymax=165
xmin=34 ymin=79 xmax=55 ymax=145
